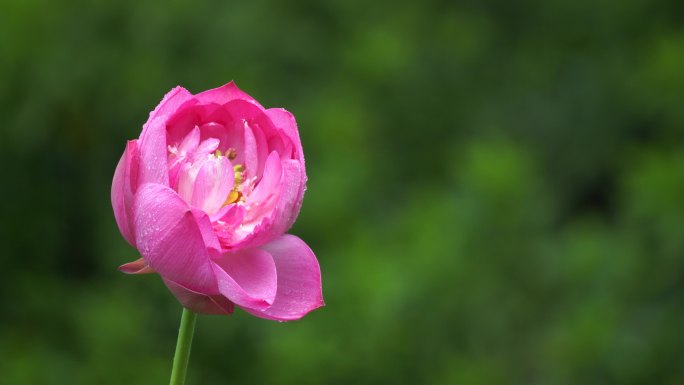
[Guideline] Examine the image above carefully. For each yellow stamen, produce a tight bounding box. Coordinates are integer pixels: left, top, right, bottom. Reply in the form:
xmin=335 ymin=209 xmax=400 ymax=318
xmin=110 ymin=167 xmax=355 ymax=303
xmin=223 ymin=163 xmax=246 ymax=207
xmin=214 ymin=149 xmax=222 ymax=158
xmin=224 ymin=191 xmax=240 ymax=205
xmin=233 ymin=164 xmax=244 ymax=185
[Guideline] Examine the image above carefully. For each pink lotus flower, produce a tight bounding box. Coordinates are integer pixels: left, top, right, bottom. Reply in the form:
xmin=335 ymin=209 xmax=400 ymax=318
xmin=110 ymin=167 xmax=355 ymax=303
xmin=111 ymin=82 xmax=323 ymax=321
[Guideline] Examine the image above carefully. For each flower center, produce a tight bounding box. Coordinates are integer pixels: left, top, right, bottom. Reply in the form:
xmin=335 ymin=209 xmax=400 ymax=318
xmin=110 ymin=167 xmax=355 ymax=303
xmin=168 ymin=126 xmax=254 ymax=216
xmin=216 ymin=149 xmax=246 ymax=206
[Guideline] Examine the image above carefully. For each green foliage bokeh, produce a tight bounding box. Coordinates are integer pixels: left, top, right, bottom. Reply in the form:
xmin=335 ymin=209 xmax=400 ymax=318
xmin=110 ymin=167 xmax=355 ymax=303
xmin=1 ymin=0 xmax=683 ymax=384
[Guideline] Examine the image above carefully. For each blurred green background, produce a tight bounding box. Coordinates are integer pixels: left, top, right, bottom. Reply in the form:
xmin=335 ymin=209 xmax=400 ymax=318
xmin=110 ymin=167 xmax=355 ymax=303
xmin=1 ymin=0 xmax=684 ymax=384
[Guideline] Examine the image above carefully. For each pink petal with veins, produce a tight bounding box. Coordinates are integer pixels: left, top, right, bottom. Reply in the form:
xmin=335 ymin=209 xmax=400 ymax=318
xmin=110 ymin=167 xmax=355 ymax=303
xmin=242 ymin=235 xmax=323 ymax=321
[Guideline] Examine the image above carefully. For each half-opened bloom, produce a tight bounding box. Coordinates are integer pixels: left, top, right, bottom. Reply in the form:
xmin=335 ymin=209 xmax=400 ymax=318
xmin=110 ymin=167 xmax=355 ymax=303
xmin=111 ymin=82 xmax=323 ymax=321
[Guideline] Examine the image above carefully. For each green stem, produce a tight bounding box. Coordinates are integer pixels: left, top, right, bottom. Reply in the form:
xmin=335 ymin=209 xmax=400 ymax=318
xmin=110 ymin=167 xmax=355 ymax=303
xmin=169 ymin=308 xmax=198 ymax=385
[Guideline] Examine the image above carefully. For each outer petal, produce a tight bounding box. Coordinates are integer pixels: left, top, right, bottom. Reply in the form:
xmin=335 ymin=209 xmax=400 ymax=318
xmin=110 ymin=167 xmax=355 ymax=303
xmin=138 ymin=116 xmax=170 ymax=186
xmin=259 ymin=160 xmax=305 ymax=242
xmin=164 ymin=279 xmax=234 ymax=315
xmin=211 ymin=248 xmax=278 ymax=311
xmin=190 ymin=208 xmax=222 ymax=257
xmin=264 ymin=108 xmax=307 ymax=217
xmin=275 ymin=159 xmax=306 ymax=234
xmin=133 ymin=183 xmax=218 ymax=294
xmin=138 ymin=86 xmax=194 ymax=184
xmin=242 ymin=235 xmax=323 ymax=321
xmin=194 ymin=81 xmax=264 ymax=107
xmin=264 ymin=108 xmax=305 ymax=164
xmin=148 ymin=86 xmax=194 ymax=124
xmin=111 ymin=140 xmax=139 ymax=246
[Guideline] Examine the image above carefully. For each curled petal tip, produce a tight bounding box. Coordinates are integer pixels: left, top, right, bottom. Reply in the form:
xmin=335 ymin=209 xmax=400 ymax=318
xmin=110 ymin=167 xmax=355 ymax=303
xmin=119 ymin=258 xmax=156 ymax=274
